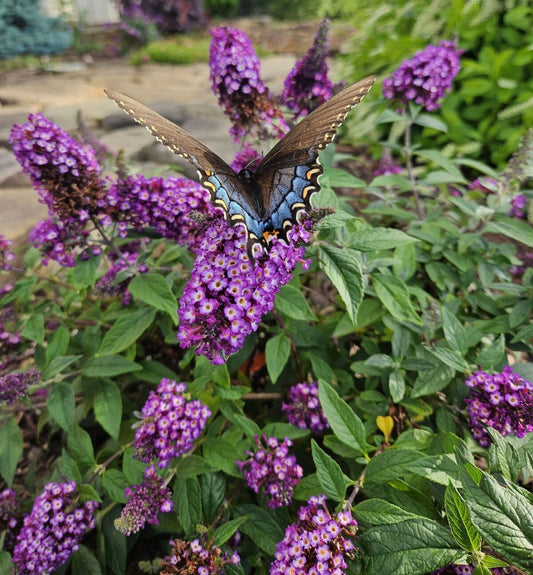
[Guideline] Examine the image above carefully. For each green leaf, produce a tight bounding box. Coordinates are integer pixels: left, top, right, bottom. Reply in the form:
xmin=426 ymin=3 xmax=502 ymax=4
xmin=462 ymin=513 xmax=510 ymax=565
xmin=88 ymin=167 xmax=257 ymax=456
xmin=122 ymin=447 xmax=146 ymax=484
xmin=318 ymin=380 xmax=370 ymax=457
xmin=425 ymin=346 xmax=470 ymax=373
xmin=485 ymin=216 xmax=533 ymax=248
xmin=365 ymin=449 xmax=427 ymax=484
xmin=72 ymin=545 xmax=103 ymax=575
xmin=318 ymin=245 xmax=363 ymax=325
xmin=201 ymin=472 xmax=226 ymax=523
xmin=477 ymin=335 xmax=506 ymax=371
xmin=203 ymin=438 xmax=241 ymax=477
xmin=409 ymin=454 xmax=462 ymax=488
xmin=354 ymin=499 xmax=418 ymax=525
xmin=93 ymin=380 xmax=122 ymax=439
xmin=129 ymin=273 xmax=179 ymax=322
xmin=46 ymin=325 xmax=70 ymax=363
xmin=311 ymin=440 xmax=350 ymax=501
xmin=413 ymin=113 xmax=448 ymax=133
xmin=359 ymin=518 xmax=463 ymax=574
xmin=102 ymin=469 xmax=128 ymax=503
xmin=321 ymin=167 xmax=366 ymax=188
xmin=441 ymin=307 xmax=467 ymax=352
xmin=60 ymin=448 xmax=82 ymax=483
xmin=0 ymin=552 xmax=13 ymax=574
xmin=174 ymin=476 xmax=202 ymax=534
xmin=42 ymin=354 xmax=83 ymax=380
xmin=101 ymin=507 xmax=127 ymax=575
xmin=373 ymin=274 xmax=422 ymax=325
xmin=349 ymin=228 xmax=417 ymax=252
xmin=445 ymin=483 xmax=482 ymax=552
xmin=22 ymin=312 xmax=45 ymax=343
xmin=47 ymin=381 xmax=75 ymax=432
xmin=72 ymin=255 xmax=100 ymax=289
xmin=98 ymin=308 xmax=156 ymax=356
xmin=0 ymin=417 xmax=23 ymax=485
xmin=234 ymin=504 xmax=284 ymax=555
xmin=68 ymin=424 xmax=96 ymax=470
xmin=275 ymin=284 xmax=317 ymax=321
xmin=389 ymin=370 xmax=406 ymax=403
xmin=265 ymin=332 xmax=291 ymax=384
xmin=82 ymin=355 xmax=142 ymax=377
xmin=459 ymin=461 xmax=533 ymax=572
xmin=415 ymin=149 xmax=466 ymax=181
xmin=214 ymin=515 xmax=250 ymax=546
xmin=175 ymin=455 xmax=215 ymax=478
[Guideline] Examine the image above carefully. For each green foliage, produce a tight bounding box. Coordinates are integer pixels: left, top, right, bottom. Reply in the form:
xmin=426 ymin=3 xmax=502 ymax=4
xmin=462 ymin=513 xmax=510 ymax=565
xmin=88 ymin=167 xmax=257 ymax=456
xmin=0 ymin=0 xmax=72 ymax=59
xmin=130 ymin=34 xmax=210 ymax=65
xmin=344 ymin=0 xmax=533 ymax=168
xmin=204 ymin=0 xmax=239 ymax=18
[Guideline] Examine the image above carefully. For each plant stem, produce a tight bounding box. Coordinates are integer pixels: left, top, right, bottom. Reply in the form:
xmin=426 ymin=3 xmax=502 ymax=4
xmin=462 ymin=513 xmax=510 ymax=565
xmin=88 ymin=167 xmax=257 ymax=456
xmin=404 ymin=113 xmax=423 ymax=219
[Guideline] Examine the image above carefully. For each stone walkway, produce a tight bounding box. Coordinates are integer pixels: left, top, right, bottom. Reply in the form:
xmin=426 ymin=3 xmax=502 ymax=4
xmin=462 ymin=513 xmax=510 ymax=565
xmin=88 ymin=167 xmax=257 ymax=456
xmin=0 ymin=55 xmax=295 ymax=242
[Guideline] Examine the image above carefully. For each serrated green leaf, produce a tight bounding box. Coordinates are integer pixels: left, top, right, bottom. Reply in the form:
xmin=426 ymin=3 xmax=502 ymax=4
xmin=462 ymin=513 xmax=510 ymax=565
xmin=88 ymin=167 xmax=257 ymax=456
xmin=201 ymin=472 xmax=226 ymax=523
xmin=234 ymin=504 xmax=284 ymax=555
xmin=318 ymin=245 xmax=363 ymax=325
xmin=102 ymin=469 xmax=128 ymax=503
xmin=311 ymin=440 xmax=350 ymax=501
xmin=214 ymin=516 xmax=250 ymax=546
xmin=82 ymin=355 xmax=142 ymax=377
xmin=359 ymin=518 xmax=463 ymax=574
xmin=445 ymin=483 xmax=482 ymax=552
xmin=275 ymin=284 xmax=317 ymax=321
xmin=47 ymin=381 xmax=75 ymax=432
xmin=93 ymin=380 xmax=122 ymax=439
xmin=175 ymin=455 xmax=215 ymax=478
xmin=354 ymin=499 xmax=418 ymax=525
xmin=174 ymin=476 xmax=202 ymax=534
xmin=485 ymin=217 xmax=533 ymax=248
xmin=129 ymin=273 xmax=179 ymax=322
xmin=373 ymin=273 xmax=422 ymax=325
xmin=98 ymin=307 xmax=156 ymax=356
xmin=265 ymin=332 xmax=291 ymax=384
xmin=349 ymin=228 xmax=417 ymax=252
xmin=318 ymin=380 xmax=370 ymax=457
xmin=0 ymin=417 xmax=23 ymax=485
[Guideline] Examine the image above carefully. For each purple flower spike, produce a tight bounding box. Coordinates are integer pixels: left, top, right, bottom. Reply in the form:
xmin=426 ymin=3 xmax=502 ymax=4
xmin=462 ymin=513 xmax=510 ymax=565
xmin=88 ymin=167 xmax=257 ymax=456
xmin=115 ymin=465 xmax=173 ymax=535
xmin=465 ymin=366 xmax=533 ymax=447
xmin=0 ymin=235 xmax=15 ymax=271
xmin=509 ymin=193 xmax=527 ymax=219
xmin=230 ymin=143 xmax=263 ymax=173
xmin=282 ymin=381 xmax=330 ymax=433
xmin=11 ymin=481 xmax=98 ymax=575
xmin=282 ymin=19 xmax=344 ymax=119
xmin=382 ymin=40 xmax=462 ymax=112
xmin=270 ymin=494 xmax=358 ymax=575
xmin=177 ymin=218 xmax=311 ymax=365
xmin=237 ymin=435 xmax=303 ymax=508
xmin=134 ymin=378 xmax=211 ymax=468
xmin=209 ymin=26 xmax=288 ymax=142
xmin=0 ymin=368 xmax=41 ymax=405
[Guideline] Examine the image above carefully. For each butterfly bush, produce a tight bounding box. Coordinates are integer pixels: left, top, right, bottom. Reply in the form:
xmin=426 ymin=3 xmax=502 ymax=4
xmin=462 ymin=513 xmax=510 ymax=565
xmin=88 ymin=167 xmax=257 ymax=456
xmin=0 ymin=368 xmax=40 ymax=405
xmin=133 ymin=378 xmax=211 ymax=468
xmin=11 ymin=481 xmax=98 ymax=575
xmin=270 ymin=494 xmax=358 ymax=575
xmin=114 ymin=465 xmax=173 ymax=535
xmin=0 ymin=235 xmax=15 ymax=271
xmin=282 ymin=19 xmax=344 ymax=119
xmin=465 ymin=366 xmax=533 ymax=447
xmin=282 ymin=381 xmax=330 ymax=433
xmin=432 ymin=564 xmax=513 ymax=574
xmin=382 ymin=40 xmax=462 ymax=112
xmin=177 ymin=218 xmax=312 ymax=364
xmin=161 ymin=534 xmax=240 ymax=575
xmin=209 ymin=26 xmax=288 ymax=142
xmin=237 ymin=435 xmax=303 ymax=508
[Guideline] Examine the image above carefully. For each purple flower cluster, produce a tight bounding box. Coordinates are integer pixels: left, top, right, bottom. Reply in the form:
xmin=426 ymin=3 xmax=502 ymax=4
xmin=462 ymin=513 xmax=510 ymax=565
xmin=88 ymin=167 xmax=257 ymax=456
xmin=106 ymin=175 xmax=215 ymax=251
xmin=270 ymin=494 xmax=358 ymax=575
xmin=209 ymin=26 xmax=288 ymax=141
xmin=0 ymin=235 xmax=14 ymax=271
xmin=468 ymin=177 xmax=498 ymax=194
xmin=0 ymin=487 xmax=19 ymax=532
xmin=237 ymin=435 xmax=303 ymax=508
xmin=177 ymin=218 xmax=311 ymax=365
xmin=230 ymin=143 xmax=263 ymax=173
xmin=382 ymin=40 xmax=462 ymax=112
xmin=282 ymin=382 xmax=330 ymax=433
xmin=0 ymin=368 xmax=41 ymax=405
xmin=281 ymin=19 xmax=344 ymax=119
xmin=134 ymin=378 xmax=211 ymax=468
xmin=0 ymin=305 xmax=21 ymax=370
xmin=115 ymin=465 xmax=173 ymax=535
xmin=161 ymin=534 xmax=240 ymax=575
xmin=465 ymin=366 xmax=533 ymax=447
xmin=373 ymin=156 xmax=403 ymax=177
xmin=11 ymin=481 xmax=98 ymax=575
xmin=509 ymin=193 xmax=527 ymax=218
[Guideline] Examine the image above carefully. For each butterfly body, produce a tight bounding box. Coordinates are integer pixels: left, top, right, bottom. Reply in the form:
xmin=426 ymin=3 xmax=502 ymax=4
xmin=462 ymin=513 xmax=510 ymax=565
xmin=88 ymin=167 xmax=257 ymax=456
xmin=105 ymin=75 xmax=376 ymax=252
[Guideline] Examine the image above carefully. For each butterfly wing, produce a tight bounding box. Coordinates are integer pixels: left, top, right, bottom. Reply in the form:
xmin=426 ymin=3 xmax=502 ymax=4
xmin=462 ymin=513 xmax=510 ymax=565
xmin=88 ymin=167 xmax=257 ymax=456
xmin=104 ymin=90 xmax=263 ymax=236
xmin=253 ymin=75 xmax=377 ymax=240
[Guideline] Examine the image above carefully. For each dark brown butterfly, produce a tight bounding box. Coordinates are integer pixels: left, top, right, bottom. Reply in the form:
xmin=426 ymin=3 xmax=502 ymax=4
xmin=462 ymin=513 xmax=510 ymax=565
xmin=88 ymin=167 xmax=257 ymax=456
xmin=105 ymin=75 xmax=376 ymax=250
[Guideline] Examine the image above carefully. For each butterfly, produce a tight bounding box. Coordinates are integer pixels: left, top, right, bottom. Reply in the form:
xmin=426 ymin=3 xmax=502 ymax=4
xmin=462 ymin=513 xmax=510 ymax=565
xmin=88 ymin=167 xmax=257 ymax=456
xmin=104 ymin=75 xmax=376 ymax=255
